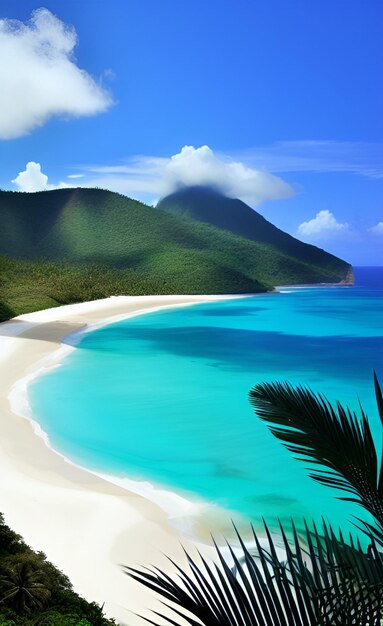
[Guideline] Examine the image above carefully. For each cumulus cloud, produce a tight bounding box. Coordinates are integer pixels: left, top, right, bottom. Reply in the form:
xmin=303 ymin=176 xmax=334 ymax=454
xmin=85 ymin=145 xmax=294 ymax=206
xmin=298 ymin=210 xmax=349 ymax=237
xmin=0 ymin=8 xmax=113 ymax=139
xmin=10 ymin=146 xmax=294 ymax=206
xmin=11 ymin=161 xmax=73 ymax=192
xmin=369 ymin=221 xmax=383 ymax=234
xmin=162 ymin=145 xmax=293 ymax=204
xmin=12 ymin=161 xmax=51 ymax=192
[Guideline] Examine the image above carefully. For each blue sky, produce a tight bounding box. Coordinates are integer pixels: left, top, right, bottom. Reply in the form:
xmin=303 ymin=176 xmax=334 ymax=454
xmin=0 ymin=0 xmax=382 ymax=264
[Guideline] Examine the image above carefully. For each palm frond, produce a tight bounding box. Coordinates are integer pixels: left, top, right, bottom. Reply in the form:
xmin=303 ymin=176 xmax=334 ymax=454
xmin=249 ymin=379 xmax=383 ymax=533
xmin=374 ymin=372 xmax=383 ymax=427
xmin=126 ymin=521 xmax=383 ymax=626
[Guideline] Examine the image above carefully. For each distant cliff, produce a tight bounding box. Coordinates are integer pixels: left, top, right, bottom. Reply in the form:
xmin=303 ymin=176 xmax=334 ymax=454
xmin=339 ymin=266 xmax=355 ymax=285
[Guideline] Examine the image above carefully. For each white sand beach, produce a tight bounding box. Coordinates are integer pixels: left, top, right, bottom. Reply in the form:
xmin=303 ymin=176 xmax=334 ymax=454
xmin=0 ymin=295 xmax=239 ymax=625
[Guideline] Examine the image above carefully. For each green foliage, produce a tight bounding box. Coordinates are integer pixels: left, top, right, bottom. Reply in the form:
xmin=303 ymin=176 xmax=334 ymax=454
xmin=0 ymin=255 xmax=161 ymax=322
xmin=0 ymin=559 xmax=51 ymax=615
xmin=49 ymin=592 xmax=112 ymax=626
xmin=158 ymin=185 xmax=351 ymax=276
xmin=249 ymin=374 xmax=383 ymax=540
xmin=0 ymin=187 xmax=351 ymax=322
xmin=0 ymin=610 xmax=93 ymax=625
xmin=0 ymin=518 xmax=27 ymax=559
xmin=27 ymin=612 xmax=92 ymax=625
xmin=127 ymin=520 xmax=383 ymax=626
xmin=0 ymin=515 xmax=115 ymax=625
xmin=130 ymin=376 xmax=383 ymax=625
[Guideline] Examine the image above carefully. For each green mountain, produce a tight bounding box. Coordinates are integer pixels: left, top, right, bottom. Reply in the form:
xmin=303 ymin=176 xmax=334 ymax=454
xmin=158 ymin=186 xmax=352 ymax=278
xmin=0 ymin=186 xmax=352 ymax=321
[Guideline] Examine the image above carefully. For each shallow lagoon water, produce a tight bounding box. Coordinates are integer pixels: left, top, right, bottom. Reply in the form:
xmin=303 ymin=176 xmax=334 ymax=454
xmin=30 ymin=268 xmax=383 ymax=533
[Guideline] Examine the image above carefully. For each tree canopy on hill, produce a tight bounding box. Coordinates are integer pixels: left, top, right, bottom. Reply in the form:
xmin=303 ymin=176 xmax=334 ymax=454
xmin=0 ymin=513 xmax=115 ymax=625
xmin=0 ymin=187 xmax=352 ymax=321
xmin=157 ymin=185 xmax=348 ymax=270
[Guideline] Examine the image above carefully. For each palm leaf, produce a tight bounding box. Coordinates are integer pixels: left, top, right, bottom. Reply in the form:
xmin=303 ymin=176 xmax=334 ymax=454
xmin=374 ymin=372 xmax=383 ymax=427
xmin=0 ymin=560 xmax=51 ymax=615
xmin=249 ymin=378 xmax=383 ymax=534
xmin=125 ymin=521 xmax=383 ymax=626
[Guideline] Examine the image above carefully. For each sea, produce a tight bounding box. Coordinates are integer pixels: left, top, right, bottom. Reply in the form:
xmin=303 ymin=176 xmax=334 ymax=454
xmin=29 ymin=266 xmax=383 ymax=535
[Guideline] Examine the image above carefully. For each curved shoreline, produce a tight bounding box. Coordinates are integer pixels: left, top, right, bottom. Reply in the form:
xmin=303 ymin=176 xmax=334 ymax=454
xmin=9 ymin=296 xmax=241 ymax=537
xmin=0 ymin=295 xmax=244 ymax=625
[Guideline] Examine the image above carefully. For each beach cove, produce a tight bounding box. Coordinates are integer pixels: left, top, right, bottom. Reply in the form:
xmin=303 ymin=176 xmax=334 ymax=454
xmin=0 ymin=295 xmax=241 ymax=625
xmin=1 ymin=274 xmax=382 ymax=624
xmin=29 ymin=276 xmax=383 ymax=534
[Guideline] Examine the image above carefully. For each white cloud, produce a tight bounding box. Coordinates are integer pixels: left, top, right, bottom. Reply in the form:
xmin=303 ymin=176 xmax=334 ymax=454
xmin=84 ymin=145 xmax=294 ymax=206
xmin=11 ymin=161 xmax=73 ymax=192
xmin=298 ymin=210 xmax=350 ymax=237
xmin=163 ymin=145 xmax=293 ymax=204
xmin=369 ymin=221 xmax=383 ymax=234
xmin=0 ymin=8 xmax=113 ymax=139
xmin=12 ymin=161 xmax=50 ymax=192
xmin=9 ymin=146 xmax=293 ymax=206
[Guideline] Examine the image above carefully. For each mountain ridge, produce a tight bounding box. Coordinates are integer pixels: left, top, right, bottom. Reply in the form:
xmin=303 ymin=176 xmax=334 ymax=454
xmin=0 ymin=186 xmax=353 ymax=321
xmin=157 ymin=185 xmax=352 ymax=281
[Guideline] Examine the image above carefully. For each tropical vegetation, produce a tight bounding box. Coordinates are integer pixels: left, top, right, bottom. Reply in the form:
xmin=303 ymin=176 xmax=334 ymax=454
xmin=0 ymin=514 xmax=115 ymax=625
xmin=157 ymin=185 xmax=351 ymax=274
xmin=0 ymin=186 xmax=352 ymax=322
xmin=249 ymin=372 xmax=383 ymax=542
xmin=128 ymin=375 xmax=383 ymax=625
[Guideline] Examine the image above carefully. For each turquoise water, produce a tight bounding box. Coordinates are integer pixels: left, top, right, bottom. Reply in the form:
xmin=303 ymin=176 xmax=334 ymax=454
xmin=30 ymin=269 xmax=383 ymax=533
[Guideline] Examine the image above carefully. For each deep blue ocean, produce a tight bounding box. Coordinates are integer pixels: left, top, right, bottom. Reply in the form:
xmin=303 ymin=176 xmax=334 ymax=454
xmin=30 ymin=267 xmax=383 ymax=533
